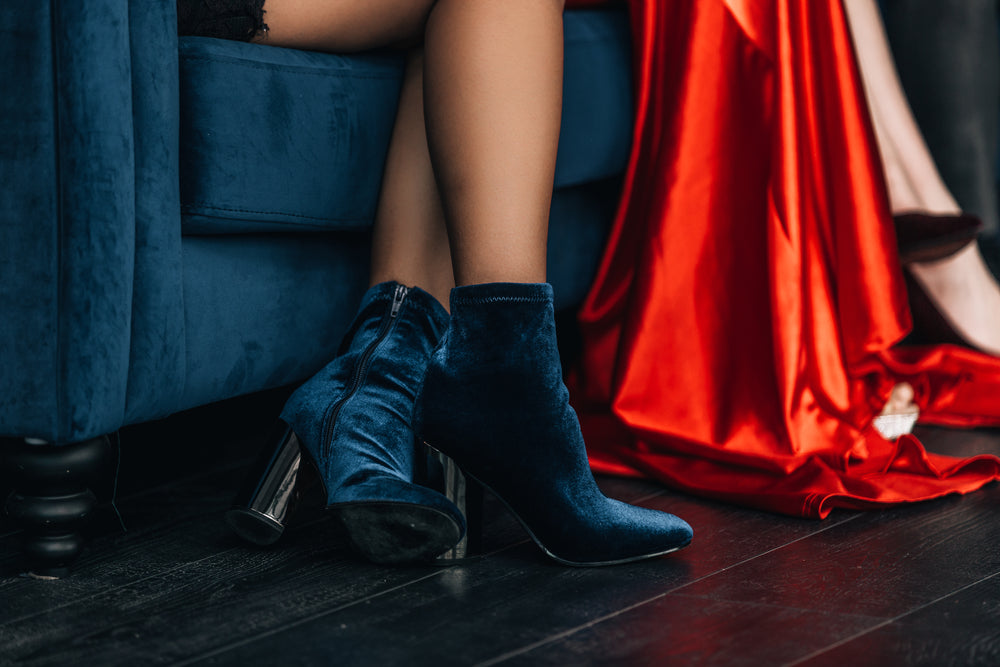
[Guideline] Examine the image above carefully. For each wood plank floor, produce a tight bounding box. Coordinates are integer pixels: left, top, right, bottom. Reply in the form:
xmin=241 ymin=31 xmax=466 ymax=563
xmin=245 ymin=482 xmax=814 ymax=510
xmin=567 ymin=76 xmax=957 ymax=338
xmin=2 ymin=392 xmax=998 ymax=666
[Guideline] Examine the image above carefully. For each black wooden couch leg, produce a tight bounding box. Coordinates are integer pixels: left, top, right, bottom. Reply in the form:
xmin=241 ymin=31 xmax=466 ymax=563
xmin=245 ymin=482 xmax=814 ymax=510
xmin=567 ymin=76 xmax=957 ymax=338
xmin=3 ymin=436 xmax=111 ymax=578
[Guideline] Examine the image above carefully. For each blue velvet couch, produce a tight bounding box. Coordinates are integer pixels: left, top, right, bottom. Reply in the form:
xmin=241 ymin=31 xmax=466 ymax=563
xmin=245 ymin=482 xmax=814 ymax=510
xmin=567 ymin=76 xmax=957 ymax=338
xmin=0 ymin=3 xmax=635 ymax=575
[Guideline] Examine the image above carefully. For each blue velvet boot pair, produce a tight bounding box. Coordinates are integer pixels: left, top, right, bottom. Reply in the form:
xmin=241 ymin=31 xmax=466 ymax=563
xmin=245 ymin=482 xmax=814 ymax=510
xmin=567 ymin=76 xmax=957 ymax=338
xmin=229 ymin=282 xmax=466 ymax=564
xmin=415 ymin=282 xmax=693 ymax=566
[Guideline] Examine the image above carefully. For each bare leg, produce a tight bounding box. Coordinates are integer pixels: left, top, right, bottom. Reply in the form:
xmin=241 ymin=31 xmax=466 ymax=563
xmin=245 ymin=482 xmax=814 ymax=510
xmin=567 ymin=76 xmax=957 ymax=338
xmin=244 ymin=1 xmax=468 ymax=564
xmin=255 ymin=0 xmax=455 ymax=307
xmin=843 ymin=0 xmax=959 ymax=214
xmin=253 ymin=0 xmax=565 ymax=295
xmin=423 ymin=0 xmax=565 ymax=286
xmin=369 ymin=50 xmax=455 ymax=307
xmin=907 ymin=245 xmax=1000 ymax=356
xmin=844 ymin=0 xmax=1000 ymax=357
xmin=407 ymin=0 xmax=692 ymax=564
xmin=882 ymin=0 xmax=1000 ymax=238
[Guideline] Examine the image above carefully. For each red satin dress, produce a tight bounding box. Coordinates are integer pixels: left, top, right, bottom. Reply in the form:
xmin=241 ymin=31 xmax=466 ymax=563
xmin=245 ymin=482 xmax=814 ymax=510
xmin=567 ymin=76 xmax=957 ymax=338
xmin=565 ymin=0 xmax=1000 ymax=517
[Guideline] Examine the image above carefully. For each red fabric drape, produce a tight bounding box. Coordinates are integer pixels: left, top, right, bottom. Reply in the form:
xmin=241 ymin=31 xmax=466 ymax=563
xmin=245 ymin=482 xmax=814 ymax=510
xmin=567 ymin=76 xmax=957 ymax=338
xmin=565 ymin=0 xmax=1000 ymax=517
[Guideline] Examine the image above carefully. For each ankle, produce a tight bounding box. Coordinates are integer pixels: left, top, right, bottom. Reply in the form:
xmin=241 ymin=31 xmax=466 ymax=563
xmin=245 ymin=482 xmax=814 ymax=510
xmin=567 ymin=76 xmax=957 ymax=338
xmin=453 ymin=265 xmax=547 ymax=287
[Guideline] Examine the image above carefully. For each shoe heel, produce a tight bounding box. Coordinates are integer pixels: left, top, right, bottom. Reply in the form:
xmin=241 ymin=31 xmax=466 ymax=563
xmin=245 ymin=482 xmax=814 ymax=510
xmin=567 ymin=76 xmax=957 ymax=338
xmin=226 ymin=421 xmax=304 ymax=545
xmin=427 ymin=446 xmax=483 ymax=562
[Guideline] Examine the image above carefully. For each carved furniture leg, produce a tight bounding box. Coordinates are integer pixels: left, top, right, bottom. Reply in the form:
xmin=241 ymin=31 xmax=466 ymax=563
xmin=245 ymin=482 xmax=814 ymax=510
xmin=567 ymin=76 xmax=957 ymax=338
xmin=3 ymin=436 xmax=111 ymax=578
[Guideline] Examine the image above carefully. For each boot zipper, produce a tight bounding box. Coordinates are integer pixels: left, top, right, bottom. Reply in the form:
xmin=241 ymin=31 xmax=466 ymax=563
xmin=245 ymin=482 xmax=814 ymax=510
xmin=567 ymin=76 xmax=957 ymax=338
xmin=320 ymin=285 xmax=409 ymax=458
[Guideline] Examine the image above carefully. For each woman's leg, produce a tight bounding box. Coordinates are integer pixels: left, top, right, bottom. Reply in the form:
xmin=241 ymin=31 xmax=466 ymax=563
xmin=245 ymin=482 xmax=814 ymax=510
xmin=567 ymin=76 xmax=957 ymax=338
xmin=842 ymin=0 xmax=959 ymax=215
xmin=258 ymin=1 xmax=455 ymax=306
xmin=259 ymin=0 xmax=565 ymax=299
xmin=251 ymin=0 xmax=692 ymax=565
xmin=229 ymin=1 xmax=467 ymax=562
xmin=422 ymin=0 xmax=564 ymax=285
xmin=412 ymin=0 xmax=693 ymax=565
xmin=369 ymin=51 xmax=455 ymax=307
xmin=844 ymin=0 xmax=1000 ymax=357
xmin=258 ymin=0 xmax=563 ymax=298
xmin=881 ymin=0 xmax=1000 ymax=239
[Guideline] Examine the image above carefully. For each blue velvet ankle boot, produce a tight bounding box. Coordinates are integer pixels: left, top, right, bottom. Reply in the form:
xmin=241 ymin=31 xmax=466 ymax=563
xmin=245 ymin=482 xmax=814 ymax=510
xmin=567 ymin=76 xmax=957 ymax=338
xmin=276 ymin=282 xmax=465 ymax=563
xmin=415 ymin=282 xmax=693 ymax=566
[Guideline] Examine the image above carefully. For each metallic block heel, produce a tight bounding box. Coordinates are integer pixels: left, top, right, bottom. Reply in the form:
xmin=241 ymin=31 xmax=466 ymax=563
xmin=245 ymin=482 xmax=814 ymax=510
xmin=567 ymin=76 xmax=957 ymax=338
xmin=428 ymin=446 xmax=483 ymax=563
xmin=226 ymin=421 xmax=310 ymax=545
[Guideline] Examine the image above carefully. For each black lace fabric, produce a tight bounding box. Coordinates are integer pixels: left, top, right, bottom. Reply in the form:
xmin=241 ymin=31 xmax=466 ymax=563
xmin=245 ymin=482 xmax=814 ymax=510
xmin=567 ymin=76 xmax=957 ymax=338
xmin=177 ymin=0 xmax=268 ymax=42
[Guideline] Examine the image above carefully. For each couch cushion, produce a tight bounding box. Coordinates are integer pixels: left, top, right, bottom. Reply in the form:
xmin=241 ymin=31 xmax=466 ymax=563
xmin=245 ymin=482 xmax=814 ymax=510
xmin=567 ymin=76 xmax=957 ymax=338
xmin=178 ymin=9 xmax=632 ymax=235
xmin=173 ymin=178 xmax=618 ymax=413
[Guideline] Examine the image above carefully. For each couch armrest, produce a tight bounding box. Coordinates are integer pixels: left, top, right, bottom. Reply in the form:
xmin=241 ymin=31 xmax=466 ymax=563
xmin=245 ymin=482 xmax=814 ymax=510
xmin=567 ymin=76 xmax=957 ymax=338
xmin=1 ymin=1 xmax=185 ymax=443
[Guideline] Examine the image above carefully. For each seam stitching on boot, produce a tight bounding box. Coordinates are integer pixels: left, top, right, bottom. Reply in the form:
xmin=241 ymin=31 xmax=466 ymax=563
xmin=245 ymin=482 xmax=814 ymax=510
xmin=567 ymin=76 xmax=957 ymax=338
xmin=452 ymin=296 xmax=549 ymax=305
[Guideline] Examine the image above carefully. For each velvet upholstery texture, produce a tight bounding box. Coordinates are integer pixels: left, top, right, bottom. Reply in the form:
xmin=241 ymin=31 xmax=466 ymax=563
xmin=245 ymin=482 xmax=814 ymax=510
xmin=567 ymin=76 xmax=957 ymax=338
xmin=279 ymin=282 xmax=464 ymax=560
xmin=177 ymin=234 xmax=371 ymax=412
xmin=174 ymin=179 xmax=617 ymax=417
xmin=124 ymin=2 xmax=187 ymax=425
xmin=415 ymin=283 xmax=693 ymax=566
xmin=178 ymin=40 xmax=405 ymax=234
xmin=2 ymin=1 xmax=181 ymax=441
xmin=1 ymin=3 xmax=633 ymax=447
xmin=177 ymin=9 xmax=632 ymax=235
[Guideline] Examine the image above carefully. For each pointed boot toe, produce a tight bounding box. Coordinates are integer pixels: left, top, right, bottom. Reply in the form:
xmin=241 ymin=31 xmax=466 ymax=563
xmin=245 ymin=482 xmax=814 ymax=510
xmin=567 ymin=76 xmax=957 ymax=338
xmin=416 ymin=282 xmax=693 ymax=566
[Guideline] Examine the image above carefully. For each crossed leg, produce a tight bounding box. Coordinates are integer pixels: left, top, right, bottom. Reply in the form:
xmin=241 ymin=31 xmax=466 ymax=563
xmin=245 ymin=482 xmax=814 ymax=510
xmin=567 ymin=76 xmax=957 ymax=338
xmin=844 ymin=0 xmax=1000 ymax=357
xmin=258 ymin=0 xmax=565 ymax=308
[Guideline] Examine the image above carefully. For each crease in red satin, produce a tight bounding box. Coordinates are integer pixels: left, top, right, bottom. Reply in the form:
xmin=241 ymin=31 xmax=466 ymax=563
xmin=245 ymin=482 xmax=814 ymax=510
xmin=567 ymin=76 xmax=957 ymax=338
xmin=565 ymin=0 xmax=1000 ymax=518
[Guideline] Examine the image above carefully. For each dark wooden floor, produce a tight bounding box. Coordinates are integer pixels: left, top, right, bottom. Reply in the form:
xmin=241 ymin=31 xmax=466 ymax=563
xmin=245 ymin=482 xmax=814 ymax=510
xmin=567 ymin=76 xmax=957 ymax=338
xmin=2 ymin=391 xmax=999 ymax=666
